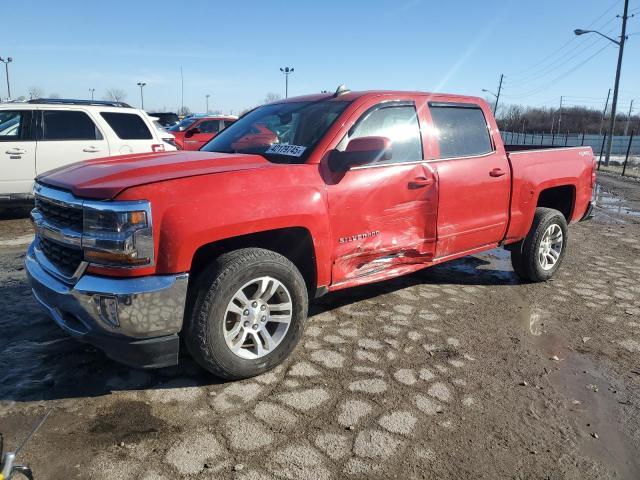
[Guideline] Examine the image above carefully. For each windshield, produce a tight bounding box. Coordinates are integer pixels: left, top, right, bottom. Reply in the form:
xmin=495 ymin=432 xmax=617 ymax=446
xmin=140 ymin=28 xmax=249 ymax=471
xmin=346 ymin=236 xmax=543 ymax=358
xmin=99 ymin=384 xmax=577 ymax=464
xmin=169 ymin=117 xmax=197 ymax=132
xmin=201 ymin=100 xmax=350 ymax=163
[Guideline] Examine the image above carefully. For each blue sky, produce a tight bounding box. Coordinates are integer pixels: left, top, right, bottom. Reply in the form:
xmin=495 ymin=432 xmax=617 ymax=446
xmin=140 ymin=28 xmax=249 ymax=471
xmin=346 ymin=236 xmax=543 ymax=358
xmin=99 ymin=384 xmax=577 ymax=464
xmin=3 ymin=0 xmax=639 ymax=115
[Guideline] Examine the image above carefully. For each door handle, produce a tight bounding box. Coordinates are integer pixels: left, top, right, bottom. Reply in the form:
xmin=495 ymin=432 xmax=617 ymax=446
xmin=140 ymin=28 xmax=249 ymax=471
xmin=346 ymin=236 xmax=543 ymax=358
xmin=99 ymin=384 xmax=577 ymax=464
xmin=83 ymin=147 xmax=101 ymax=153
xmin=408 ymin=176 xmax=434 ymax=189
xmin=489 ymin=168 xmax=507 ymax=177
xmin=5 ymin=148 xmax=26 ymax=155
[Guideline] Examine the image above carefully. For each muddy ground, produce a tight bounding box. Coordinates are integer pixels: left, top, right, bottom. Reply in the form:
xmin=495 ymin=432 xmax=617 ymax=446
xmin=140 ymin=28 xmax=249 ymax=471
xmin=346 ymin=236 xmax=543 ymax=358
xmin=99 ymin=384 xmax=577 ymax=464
xmin=1 ymin=174 xmax=639 ymax=480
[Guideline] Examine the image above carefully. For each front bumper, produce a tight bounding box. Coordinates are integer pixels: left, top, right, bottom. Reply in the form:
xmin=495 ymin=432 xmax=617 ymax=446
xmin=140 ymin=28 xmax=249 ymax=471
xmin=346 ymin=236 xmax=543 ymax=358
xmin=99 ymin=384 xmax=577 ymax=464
xmin=25 ymin=244 xmax=189 ymax=368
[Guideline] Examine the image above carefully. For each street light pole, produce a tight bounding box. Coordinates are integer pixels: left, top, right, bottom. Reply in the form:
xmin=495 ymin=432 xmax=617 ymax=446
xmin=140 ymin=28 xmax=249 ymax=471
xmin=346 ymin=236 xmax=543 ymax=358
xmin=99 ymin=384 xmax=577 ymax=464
xmin=137 ymin=82 xmax=146 ymax=109
xmin=280 ymin=67 xmax=294 ymax=98
xmin=0 ymin=56 xmax=13 ymax=100
xmin=89 ymin=88 xmax=95 ymax=101
xmin=206 ymin=94 xmax=210 ymax=114
xmin=575 ymin=0 xmax=630 ymax=166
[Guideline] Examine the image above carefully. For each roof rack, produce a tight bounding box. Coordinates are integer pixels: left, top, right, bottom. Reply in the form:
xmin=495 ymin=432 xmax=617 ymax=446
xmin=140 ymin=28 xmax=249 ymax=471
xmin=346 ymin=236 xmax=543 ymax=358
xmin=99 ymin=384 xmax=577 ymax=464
xmin=27 ymin=98 xmax=132 ymax=108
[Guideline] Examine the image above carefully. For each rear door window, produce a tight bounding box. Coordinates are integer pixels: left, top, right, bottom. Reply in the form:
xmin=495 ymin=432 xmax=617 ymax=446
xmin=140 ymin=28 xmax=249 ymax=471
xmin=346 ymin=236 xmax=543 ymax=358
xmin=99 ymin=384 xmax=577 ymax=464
xmin=41 ymin=110 xmax=101 ymax=140
xmin=0 ymin=110 xmax=30 ymax=141
xmin=428 ymin=104 xmax=493 ymax=158
xmin=223 ymin=120 xmax=235 ymax=129
xmin=100 ymin=112 xmax=153 ymax=139
xmin=197 ymin=120 xmax=221 ymax=134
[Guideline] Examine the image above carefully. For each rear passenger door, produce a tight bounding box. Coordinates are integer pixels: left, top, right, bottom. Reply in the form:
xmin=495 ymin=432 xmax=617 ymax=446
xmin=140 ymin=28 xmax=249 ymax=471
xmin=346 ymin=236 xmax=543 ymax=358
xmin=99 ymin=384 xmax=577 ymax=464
xmin=0 ymin=109 xmax=36 ymax=196
xmin=35 ymin=109 xmax=109 ymax=175
xmin=426 ymin=102 xmax=511 ymax=258
xmin=99 ymin=112 xmax=157 ymax=154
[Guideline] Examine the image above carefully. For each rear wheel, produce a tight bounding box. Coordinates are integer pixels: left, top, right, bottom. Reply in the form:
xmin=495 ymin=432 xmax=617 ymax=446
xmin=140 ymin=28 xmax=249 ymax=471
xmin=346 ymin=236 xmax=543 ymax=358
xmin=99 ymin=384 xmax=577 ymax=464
xmin=510 ymin=207 xmax=568 ymax=282
xmin=185 ymin=248 xmax=308 ymax=380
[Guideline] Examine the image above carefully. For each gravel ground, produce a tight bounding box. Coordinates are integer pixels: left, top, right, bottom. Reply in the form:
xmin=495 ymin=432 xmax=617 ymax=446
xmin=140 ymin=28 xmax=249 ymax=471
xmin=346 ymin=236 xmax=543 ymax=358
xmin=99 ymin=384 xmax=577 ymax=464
xmin=1 ymin=176 xmax=639 ymax=479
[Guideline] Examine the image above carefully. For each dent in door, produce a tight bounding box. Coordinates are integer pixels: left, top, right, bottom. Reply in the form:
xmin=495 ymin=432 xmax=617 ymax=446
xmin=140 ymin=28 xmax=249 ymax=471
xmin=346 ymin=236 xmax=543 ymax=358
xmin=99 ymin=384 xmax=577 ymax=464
xmin=332 ymin=163 xmax=438 ymax=282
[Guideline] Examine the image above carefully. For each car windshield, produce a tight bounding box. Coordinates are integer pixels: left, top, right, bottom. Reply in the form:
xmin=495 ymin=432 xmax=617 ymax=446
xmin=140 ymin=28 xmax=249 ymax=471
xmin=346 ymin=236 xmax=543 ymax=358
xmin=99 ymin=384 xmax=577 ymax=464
xmin=201 ymin=100 xmax=350 ymax=163
xmin=169 ymin=117 xmax=197 ymax=132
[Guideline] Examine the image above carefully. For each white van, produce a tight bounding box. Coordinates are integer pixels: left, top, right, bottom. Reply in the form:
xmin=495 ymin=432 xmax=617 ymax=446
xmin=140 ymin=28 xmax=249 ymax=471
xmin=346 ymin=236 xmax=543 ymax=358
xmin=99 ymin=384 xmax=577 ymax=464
xmin=0 ymin=99 xmax=177 ymax=207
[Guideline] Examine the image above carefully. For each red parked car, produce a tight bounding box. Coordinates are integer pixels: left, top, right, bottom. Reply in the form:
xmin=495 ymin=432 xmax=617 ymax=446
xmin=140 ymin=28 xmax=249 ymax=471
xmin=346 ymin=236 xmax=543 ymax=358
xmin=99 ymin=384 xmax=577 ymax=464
xmin=27 ymin=88 xmax=595 ymax=380
xmin=169 ymin=115 xmax=237 ymax=150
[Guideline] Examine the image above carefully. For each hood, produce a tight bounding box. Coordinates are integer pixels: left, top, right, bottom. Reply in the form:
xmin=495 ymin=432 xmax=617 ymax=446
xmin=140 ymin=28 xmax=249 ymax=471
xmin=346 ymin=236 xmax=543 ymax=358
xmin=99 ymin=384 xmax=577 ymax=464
xmin=37 ymin=151 xmax=276 ymax=199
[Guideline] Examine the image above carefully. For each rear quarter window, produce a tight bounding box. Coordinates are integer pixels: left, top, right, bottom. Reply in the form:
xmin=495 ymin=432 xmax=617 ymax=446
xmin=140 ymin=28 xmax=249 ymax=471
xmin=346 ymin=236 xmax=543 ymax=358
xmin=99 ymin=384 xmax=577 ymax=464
xmin=429 ymin=104 xmax=493 ymax=158
xmin=100 ymin=112 xmax=153 ymax=140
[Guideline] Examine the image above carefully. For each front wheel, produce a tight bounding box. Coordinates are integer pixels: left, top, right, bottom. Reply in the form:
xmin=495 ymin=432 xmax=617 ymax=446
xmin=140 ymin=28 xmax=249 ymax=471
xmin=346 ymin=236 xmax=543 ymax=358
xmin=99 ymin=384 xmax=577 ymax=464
xmin=184 ymin=248 xmax=308 ymax=380
xmin=510 ymin=207 xmax=568 ymax=282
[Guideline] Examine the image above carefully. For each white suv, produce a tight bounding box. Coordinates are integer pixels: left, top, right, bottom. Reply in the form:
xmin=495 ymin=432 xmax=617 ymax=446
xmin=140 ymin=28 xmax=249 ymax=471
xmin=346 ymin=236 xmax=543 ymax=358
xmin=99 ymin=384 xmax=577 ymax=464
xmin=0 ymin=99 xmax=177 ymax=207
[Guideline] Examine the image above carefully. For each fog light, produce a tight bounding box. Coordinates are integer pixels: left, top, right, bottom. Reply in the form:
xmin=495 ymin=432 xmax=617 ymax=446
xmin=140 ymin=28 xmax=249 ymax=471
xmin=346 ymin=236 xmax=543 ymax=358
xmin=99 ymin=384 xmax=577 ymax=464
xmin=99 ymin=296 xmax=120 ymax=327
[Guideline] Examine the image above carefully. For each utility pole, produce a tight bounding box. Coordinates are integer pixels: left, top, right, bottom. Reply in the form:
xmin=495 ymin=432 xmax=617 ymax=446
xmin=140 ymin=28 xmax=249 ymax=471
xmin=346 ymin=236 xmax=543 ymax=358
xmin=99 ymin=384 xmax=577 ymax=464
xmin=0 ymin=56 xmax=12 ymax=99
xmin=89 ymin=88 xmax=95 ymax=100
xmin=280 ymin=67 xmax=294 ymax=98
xmin=481 ymin=73 xmax=504 ymax=117
xmin=494 ymin=74 xmax=504 ymax=116
xmin=604 ymin=0 xmax=629 ymax=165
xmin=206 ymin=94 xmax=210 ymax=114
xmin=599 ymin=88 xmax=611 ymax=136
xmin=575 ymin=0 xmax=630 ymax=165
xmin=624 ymin=99 xmax=634 ymax=136
xmin=557 ymin=96 xmax=564 ymax=135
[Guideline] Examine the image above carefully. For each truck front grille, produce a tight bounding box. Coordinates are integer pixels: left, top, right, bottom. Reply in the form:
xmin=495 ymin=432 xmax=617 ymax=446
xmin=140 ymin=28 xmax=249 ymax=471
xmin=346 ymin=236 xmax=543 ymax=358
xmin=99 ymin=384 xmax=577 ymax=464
xmin=39 ymin=237 xmax=84 ymax=276
xmin=35 ymin=196 xmax=83 ymax=231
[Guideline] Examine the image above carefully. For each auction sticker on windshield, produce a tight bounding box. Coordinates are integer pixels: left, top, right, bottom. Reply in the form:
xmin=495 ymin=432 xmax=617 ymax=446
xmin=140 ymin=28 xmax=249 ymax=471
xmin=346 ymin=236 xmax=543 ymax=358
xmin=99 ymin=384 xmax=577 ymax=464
xmin=265 ymin=144 xmax=307 ymax=157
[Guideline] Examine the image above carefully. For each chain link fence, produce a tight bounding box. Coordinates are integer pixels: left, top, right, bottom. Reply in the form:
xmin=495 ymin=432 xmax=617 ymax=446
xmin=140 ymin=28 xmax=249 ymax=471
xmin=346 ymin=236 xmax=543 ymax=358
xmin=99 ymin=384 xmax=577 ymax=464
xmin=501 ymin=130 xmax=640 ymax=179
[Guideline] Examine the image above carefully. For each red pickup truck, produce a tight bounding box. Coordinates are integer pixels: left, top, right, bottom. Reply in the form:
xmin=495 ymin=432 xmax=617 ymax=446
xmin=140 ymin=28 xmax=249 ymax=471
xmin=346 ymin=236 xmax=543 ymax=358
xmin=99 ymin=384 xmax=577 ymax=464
xmin=169 ymin=115 xmax=237 ymax=150
xmin=26 ymin=88 xmax=595 ymax=379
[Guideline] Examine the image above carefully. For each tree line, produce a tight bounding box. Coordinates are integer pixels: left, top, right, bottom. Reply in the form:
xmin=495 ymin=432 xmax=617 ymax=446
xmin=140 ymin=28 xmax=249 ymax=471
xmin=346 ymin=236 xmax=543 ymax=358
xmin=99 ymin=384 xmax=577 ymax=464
xmin=497 ymin=104 xmax=639 ymax=136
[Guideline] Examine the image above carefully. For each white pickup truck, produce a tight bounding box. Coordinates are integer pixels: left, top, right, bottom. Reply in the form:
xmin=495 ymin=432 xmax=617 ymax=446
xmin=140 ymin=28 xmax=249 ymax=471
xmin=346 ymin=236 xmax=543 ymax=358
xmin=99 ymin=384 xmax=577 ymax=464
xmin=0 ymin=99 xmax=177 ymax=207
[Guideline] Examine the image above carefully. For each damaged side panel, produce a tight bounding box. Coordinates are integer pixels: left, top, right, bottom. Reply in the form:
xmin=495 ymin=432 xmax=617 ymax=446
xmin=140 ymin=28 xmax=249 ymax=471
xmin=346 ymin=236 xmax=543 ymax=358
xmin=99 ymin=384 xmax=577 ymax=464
xmin=327 ymin=162 xmax=438 ymax=285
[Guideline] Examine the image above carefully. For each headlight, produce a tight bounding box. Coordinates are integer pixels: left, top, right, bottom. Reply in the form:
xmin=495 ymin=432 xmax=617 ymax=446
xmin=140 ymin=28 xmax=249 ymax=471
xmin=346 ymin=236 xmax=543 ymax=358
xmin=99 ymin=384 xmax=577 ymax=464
xmin=82 ymin=202 xmax=154 ymax=267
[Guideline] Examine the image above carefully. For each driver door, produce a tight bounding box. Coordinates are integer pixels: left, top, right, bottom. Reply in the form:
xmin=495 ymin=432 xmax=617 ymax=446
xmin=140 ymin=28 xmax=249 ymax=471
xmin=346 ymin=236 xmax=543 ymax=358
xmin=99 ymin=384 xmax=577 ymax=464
xmin=325 ymin=100 xmax=438 ymax=285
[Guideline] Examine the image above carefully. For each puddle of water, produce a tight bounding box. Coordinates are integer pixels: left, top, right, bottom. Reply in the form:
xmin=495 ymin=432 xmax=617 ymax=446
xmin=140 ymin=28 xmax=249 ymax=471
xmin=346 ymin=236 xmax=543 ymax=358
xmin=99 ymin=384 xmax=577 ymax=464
xmin=594 ymin=184 xmax=640 ymax=219
xmin=443 ymin=248 xmax=518 ymax=285
xmin=516 ymin=301 xmax=640 ymax=478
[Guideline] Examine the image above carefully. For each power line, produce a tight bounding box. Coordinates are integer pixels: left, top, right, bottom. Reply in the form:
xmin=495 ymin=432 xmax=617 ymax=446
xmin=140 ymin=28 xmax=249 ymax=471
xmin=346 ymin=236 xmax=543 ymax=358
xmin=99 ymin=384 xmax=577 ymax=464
xmin=501 ymin=43 xmax=614 ymax=99
xmin=505 ymin=32 xmax=612 ymax=88
xmin=507 ymin=0 xmax=621 ymax=77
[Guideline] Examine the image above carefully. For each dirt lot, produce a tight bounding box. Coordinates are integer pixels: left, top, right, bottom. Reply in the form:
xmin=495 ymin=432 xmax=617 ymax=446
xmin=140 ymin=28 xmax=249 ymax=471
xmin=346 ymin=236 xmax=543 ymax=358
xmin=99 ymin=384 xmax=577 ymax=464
xmin=1 ymin=175 xmax=639 ymax=480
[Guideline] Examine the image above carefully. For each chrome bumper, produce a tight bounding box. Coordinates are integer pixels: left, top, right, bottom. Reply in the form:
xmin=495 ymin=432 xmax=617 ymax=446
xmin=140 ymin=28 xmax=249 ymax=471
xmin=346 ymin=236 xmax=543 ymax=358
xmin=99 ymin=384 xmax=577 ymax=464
xmin=25 ymin=243 xmax=189 ymax=368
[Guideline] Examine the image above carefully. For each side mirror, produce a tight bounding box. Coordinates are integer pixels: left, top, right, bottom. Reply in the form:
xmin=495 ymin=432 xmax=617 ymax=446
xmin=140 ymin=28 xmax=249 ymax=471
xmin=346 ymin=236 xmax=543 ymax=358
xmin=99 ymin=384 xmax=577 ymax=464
xmin=184 ymin=127 xmax=200 ymax=138
xmin=328 ymin=136 xmax=392 ymax=172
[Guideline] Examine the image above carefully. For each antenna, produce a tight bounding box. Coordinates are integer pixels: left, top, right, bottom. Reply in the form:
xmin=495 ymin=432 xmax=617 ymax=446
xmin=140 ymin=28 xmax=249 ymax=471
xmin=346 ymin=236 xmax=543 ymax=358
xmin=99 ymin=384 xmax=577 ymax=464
xmin=333 ymin=84 xmax=350 ymax=98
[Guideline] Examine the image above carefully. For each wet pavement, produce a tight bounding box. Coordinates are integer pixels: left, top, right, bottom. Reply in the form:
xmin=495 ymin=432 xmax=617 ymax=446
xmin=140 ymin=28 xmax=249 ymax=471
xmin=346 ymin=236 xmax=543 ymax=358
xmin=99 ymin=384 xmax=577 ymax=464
xmin=0 ymin=176 xmax=639 ymax=479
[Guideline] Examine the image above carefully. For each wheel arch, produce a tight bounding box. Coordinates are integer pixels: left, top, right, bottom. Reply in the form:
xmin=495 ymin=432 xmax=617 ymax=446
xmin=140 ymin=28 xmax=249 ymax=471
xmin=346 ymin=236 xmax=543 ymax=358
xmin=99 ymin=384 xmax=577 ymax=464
xmin=535 ymin=184 xmax=576 ymax=222
xmin=188 ymin=227 xmax=318 ymax=299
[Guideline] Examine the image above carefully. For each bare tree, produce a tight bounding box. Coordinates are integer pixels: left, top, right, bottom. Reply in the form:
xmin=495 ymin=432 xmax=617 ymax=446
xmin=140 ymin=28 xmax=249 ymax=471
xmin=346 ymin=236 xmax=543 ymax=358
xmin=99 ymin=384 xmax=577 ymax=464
xmin=49 ymin=93 xmax=61 ymax=99
xmin=104 ymin=88 xmax=127 ymax=102
xmin=264 ymin=92 xmax=282 ymax=103
xmin=27 ymin=86 xmax=44 ymax=100
xmin=176 ymin=106 xmax=191 ymax=116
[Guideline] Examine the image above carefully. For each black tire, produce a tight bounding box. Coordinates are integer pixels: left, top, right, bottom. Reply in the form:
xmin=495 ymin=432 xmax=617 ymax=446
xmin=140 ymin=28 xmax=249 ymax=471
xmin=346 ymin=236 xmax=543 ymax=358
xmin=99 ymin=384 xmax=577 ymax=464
xmin=184 ymin=248 xmax=308 ymax=380
xmin=510 ymin=207 xmax=568 ymax=283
